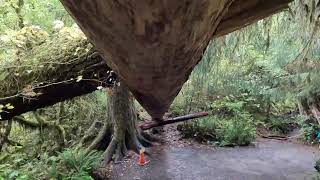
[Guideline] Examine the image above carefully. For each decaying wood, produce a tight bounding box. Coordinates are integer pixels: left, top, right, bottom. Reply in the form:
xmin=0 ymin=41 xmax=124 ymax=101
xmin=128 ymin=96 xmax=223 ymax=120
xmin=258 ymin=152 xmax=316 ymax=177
xmin=60 ymin=0 xmax=293 ymax=120
xmin=139 ymin=112 xmax=209 ymax=130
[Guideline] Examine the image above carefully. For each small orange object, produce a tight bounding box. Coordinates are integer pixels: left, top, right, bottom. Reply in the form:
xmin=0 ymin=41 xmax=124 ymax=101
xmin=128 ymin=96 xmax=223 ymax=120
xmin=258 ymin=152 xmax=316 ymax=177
xmin=138 ymin=148 xmax=149 ymax=166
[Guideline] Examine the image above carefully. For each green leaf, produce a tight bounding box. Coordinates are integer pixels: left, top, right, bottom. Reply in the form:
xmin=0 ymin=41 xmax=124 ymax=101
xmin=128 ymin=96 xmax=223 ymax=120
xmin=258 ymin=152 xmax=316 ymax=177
xmin=5 ymin=103 xmax=14 ymax=110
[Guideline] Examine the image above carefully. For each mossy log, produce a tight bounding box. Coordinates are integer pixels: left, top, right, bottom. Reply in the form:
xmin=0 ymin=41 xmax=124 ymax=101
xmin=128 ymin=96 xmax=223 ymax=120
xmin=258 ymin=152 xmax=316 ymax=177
xmin=0 ymin=27 xmax=116 ymax=120
xmin=0 ymin=53 xmax=114 ymax=120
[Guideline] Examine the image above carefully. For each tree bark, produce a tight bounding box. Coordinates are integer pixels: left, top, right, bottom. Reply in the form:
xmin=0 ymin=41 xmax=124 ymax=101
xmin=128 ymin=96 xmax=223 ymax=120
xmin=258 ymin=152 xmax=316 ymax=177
xmin=100 ymin=82 xmax=152 ymax=165
xmin=60 ymin=0 xmax=292 ymax=120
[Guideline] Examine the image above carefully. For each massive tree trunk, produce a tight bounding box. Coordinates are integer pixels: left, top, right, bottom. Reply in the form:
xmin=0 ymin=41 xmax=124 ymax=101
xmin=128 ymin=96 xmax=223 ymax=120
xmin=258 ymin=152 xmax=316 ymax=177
xmin=60 ymin=0 xmax=292 ymax=120
xmin=101 ymin=82 xmax=152 ymax=164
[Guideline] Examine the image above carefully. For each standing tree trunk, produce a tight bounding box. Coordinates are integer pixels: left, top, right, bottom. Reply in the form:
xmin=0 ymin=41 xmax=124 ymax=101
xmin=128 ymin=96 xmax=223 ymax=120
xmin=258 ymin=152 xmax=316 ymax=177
xmin=100 ymin=82 xmax=153 ymax=164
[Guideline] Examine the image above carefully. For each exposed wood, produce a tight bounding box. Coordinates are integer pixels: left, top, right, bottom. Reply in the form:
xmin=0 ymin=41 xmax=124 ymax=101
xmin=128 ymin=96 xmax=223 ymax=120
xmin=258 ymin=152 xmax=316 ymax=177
xmin=139 ymin=112 xmax=209 ymax=130
xmin=60 ymin=0 xmax=293 ymax=120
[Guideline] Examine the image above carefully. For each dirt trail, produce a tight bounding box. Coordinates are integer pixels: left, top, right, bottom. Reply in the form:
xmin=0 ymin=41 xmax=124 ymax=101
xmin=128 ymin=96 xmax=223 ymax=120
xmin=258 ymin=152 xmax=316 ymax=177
xmin=110 ymin=129 xmax=320 ymax=180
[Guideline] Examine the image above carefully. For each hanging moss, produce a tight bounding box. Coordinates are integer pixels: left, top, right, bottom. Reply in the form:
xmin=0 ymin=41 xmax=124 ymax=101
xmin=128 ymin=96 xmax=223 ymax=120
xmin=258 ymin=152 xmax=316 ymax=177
xmin=0 ymin=25 xmax=94 ymax=98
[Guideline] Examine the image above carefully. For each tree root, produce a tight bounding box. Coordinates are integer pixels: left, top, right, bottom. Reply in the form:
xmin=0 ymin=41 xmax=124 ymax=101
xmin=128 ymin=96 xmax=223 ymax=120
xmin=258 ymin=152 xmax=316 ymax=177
xmin=79 ymin=119 xmax=99 ymax=146
xmin=86 ymin=119 xmax=111 ymax=152
xmin=101 ymin=130 xmax=153 ymax=165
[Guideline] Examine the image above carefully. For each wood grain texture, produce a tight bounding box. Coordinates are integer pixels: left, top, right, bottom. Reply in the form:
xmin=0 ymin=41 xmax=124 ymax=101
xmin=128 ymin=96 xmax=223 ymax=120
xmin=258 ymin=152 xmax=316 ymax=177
xmin=59 ymin=0 xmax=291 ymax=119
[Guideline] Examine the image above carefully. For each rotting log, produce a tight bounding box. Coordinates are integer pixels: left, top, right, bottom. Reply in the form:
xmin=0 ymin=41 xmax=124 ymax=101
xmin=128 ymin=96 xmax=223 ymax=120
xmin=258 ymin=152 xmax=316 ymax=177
xmin=60 ymin=0 xmax=293 ymax=120
xmin=139 ymin=112 xmax=209 ymax=130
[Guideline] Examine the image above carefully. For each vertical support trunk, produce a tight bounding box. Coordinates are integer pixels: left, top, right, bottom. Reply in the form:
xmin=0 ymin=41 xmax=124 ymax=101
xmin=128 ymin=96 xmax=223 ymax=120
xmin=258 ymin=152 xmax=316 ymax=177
xmin=101 ymin=81 xmax=152 ymax=165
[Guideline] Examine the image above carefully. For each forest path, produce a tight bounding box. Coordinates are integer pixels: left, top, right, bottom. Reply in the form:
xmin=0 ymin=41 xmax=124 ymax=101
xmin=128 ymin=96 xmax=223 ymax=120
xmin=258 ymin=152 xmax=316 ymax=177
xmin=110 ymin=128 xmax=320 ymax=180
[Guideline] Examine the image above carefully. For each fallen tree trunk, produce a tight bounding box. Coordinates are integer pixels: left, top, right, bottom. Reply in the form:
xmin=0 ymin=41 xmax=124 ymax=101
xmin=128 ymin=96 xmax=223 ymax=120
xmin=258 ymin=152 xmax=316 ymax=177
xmin=139 ymin=112 xmax=209 ymax=130
xmin=0 ymin=53 xmax=113 ymax=120
xmin=0 ymin=27 xmax=116 ymax=120
xmin=60 ymin=0 xmax=293 ymax=120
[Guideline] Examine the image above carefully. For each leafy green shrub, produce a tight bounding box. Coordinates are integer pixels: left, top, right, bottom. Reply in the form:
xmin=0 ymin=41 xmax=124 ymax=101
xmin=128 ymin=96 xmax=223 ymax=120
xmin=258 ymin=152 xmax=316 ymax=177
xmin=170 ymin=105 xmax=187 ymax=117
xmin=211 ymin=94 xmax=260 ymax=117
xmin=177 ymin=95 xmax=258 ymax=146
xmin=296 ymin=115 xmax=320 ymax=144
xmin=301 ymin=124 xmax=319 ymax=144
xmin=266 ymin=117 xmax=297 ymax=134
xmin=217 ymin=113 xmax=256 ymax=146
xmin=177 ymin=116 xmax=219 ymax=142
xmin=51 ymin=148 xmax=102 ymax=179
xmin=178 ymin=112 xmax=256 ymax=146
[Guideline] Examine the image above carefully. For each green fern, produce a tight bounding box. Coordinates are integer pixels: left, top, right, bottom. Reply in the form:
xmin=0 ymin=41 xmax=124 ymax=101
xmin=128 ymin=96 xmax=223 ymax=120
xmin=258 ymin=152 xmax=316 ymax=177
xmin=58 ymin=148 xmax=102 ymax=178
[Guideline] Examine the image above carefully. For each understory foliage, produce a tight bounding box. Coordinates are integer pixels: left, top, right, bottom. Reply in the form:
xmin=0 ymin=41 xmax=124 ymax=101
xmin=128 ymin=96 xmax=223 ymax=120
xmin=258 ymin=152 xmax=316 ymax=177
xmin=0 ymin=90 xmax=108 ymax=179
xmin=174 ymin=1 xmax=320 ymax=146
xmin=178 ymin=94 xmax=256 ymax=146
xmin=0 ymin=1 xmax=108 ymax=178
xmin=0 ymin=147 xmax=101 ymax=180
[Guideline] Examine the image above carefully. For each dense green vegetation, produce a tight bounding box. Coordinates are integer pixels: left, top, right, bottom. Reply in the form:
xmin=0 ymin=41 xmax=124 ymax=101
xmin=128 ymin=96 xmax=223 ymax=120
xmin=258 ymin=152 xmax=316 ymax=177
xmin=0 ymin=0 xmax=320 ymax=179
xmin=173 ymin=4 xmax=320 ymax=146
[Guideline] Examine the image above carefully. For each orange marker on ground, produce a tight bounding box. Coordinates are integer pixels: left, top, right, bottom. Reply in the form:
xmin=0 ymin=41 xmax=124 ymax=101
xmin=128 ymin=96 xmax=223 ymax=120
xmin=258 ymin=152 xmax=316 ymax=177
xmin=138 ymin=148 xmax=149 ymax=166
